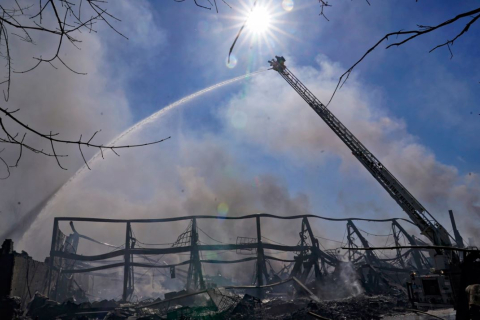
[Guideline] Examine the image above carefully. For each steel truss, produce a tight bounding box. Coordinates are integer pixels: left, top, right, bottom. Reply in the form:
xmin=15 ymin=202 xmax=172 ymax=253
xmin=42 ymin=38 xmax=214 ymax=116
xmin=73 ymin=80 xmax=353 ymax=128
xmin=47 ymin=213 xmax=419 ymax=302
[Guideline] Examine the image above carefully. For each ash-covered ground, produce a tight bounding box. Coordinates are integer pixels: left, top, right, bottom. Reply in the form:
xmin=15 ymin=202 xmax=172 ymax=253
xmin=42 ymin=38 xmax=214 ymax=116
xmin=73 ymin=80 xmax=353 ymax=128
xmin=2 ymin=289 xmax=454 ymax=320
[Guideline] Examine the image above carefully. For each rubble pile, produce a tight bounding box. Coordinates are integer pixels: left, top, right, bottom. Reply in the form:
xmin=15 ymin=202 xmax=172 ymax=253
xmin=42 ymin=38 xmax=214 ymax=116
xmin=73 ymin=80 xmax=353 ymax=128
xmin=228 ymin=294 xmax=263 ymax=319
xmin=307 ymin=295 xmax=407 ymax=320
xmin=223 ymin=294 xmax=408 ymax=320
xmin=21 ymin=293 xmax=120 ymax=319
xmin=1 ymin=291 xmax=414 ymax=320
xmin=0 ymin=295 xmax=23 ymax=319
xmin=14 ymin=293 xmax=157 ymax=320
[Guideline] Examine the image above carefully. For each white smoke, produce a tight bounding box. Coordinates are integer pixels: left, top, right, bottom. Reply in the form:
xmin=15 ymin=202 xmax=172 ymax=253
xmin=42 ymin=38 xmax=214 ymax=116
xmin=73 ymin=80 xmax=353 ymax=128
xmin=0 ymin=0 xmax=165 ymax=243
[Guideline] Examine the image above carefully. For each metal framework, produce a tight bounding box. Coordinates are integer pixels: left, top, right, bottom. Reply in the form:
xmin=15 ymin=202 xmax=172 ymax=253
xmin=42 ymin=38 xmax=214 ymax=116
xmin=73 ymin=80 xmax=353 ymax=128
xmin=47 ymin=213 xmax=418 ymax=302
xmin=391 ymin=220 xmax=431 ymax=272
xmin=290 ymin=218 xmax=324 ymax=283
xmin=346 ymin=219 xmax=378 ymax=266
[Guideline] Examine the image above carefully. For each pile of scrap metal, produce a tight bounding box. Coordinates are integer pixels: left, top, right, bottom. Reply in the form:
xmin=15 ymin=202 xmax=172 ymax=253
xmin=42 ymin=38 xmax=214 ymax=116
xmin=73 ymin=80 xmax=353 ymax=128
xmin=13 ymin=283 xmax=410 ymax=320
xmin=283 ymin=218 xmax=430 ymax=301
xmin=340 ymin=220 xmax=441 ymax=296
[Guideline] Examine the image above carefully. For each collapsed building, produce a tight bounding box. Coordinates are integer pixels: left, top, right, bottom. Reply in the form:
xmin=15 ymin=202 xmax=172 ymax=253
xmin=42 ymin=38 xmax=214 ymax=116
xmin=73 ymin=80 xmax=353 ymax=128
xmin=1 ymin=212 xmax=469 ymax=319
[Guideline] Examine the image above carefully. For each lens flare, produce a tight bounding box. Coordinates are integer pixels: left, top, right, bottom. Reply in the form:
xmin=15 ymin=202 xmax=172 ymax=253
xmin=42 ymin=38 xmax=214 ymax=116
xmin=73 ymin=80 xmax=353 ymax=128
xmin=217 ymin=202 xmax=229 ymax=215
xmin=282 ymin=0 xmax=294 ymax=12
xmin=226 ymin=54 xmax=238 ymax=69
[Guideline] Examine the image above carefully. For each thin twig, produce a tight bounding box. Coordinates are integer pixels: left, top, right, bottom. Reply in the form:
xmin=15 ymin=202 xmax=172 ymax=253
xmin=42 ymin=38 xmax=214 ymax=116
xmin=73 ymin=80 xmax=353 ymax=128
xmin=1 ymin=0 xmax=130 ymax=100
xmin=327 ymin=7 xmax=480 ymax=106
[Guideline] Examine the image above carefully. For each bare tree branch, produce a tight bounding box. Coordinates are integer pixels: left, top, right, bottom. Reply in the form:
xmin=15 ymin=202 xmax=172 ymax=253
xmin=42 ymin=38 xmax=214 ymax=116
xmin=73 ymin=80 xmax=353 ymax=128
xmin=228 ymin=0 xmax=257 ymax=63
xmin=327 ymin=7 xmax=480 ymax=106
xmin=174 ymin=0 xmax=231 ymax=12
xmin=0 ymin=147 xmax=11 ymax=179
xmin=0 ymin=0 xmax=129 ymax=101
xmin=429 ymin=13 xmax=480 ymax=55
xmin=318 ymin=0 xmax=331 ymax=22
xmin=0 ymin=106 xmax=171 ymax=172
xmin=0 ymin=1 xmax=172 ymax=176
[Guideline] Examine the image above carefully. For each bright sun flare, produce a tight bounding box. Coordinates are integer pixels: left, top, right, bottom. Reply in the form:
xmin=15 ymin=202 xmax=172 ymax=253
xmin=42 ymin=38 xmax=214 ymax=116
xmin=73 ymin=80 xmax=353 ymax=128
xmin=246 ymin=6 xmax=271 ymax=34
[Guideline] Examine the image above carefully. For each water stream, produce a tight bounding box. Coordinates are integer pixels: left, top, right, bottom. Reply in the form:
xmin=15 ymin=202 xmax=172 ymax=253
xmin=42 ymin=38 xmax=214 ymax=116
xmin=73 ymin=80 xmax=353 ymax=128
xmin=25 ymin=69 xmax=267 ymax=236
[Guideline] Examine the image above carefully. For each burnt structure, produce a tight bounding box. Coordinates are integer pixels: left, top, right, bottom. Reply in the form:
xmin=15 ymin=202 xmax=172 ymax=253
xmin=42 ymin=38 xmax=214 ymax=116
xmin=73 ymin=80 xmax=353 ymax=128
xmin=45 ymin=214 xmax=426 ymax=303
xmin=0 ymin=240 xmax=52 ymax=308
xmin=1 ymin=213 xmax=474 ymax=320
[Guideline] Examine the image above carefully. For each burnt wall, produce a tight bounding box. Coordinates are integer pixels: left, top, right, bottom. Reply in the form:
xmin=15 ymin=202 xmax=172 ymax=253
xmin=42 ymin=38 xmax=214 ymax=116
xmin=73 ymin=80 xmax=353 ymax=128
xmin=0 ymin=254 xmax=14 ymax=296
xmin=0 ymin=239 xmax=15 ymax=297
xmin=1 ymin=240 xmax=51 ymax=308
xmin=10 ymin=254 xmax=50 ymax=307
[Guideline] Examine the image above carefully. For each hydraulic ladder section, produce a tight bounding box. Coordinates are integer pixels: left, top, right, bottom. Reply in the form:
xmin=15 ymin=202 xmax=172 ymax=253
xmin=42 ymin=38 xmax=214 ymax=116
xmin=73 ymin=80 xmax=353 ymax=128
xmin=268 ymin=56 xmax=453 ymax=250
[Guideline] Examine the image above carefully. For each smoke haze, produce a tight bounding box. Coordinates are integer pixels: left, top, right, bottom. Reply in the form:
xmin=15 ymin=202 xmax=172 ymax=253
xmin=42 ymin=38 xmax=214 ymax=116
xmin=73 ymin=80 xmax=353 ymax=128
xmin=0 ymin=1 xmax=477 ymax=293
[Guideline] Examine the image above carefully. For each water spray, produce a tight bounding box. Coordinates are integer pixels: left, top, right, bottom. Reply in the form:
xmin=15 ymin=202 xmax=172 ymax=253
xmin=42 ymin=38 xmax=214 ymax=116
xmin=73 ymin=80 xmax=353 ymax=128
xmin=24 ymin=69 xmax=268 ymax=236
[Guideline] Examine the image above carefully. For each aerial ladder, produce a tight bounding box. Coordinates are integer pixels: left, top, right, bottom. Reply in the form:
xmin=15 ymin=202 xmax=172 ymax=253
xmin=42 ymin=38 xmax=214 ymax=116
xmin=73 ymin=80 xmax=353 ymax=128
xmin=268 ymin=56 xmax=455 ymax=255
xmin=268 ymin=56 xmax=480 ymax=316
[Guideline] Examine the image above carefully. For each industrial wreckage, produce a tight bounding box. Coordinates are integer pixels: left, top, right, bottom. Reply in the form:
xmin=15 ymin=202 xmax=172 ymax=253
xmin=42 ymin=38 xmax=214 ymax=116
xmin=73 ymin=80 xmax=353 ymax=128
xmin=1 ymin=57 xmax=479 ymax=319
xmin=0 ymin=214 xmax=446 ymax=319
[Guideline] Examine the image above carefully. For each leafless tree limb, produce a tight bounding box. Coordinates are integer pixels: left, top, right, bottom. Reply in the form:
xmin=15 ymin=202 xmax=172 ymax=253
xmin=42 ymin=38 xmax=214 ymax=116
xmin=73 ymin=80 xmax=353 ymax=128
xmin=227 ymin=0 xmax=258 ymax=63
xmin=0 ymin=106 xmax=171 ymax=173
xmin=0 ymin=0 xmax=128 ymax=101
xmin=0 ymin=147 xmax=10 ymax=179
xmin=327 ymin=7 xmax=480 ymax=106
xmin=0 ymin=1 xmax=171 ymax=177
xmin=175 ymin=0 xmax=230 ymax=13
xmin=318 ymin=0 xmax=370 ymax=22
xmin=318 ymin=1 xmax=331 ymax=22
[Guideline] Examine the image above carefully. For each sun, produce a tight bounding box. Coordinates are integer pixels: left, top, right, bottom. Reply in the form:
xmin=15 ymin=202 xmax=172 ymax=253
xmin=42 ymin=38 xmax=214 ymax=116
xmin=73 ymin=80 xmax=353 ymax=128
xmin=225 ymin=0 xmax=296 ymax=68
xmin=246 ymin=6 xmax=272 ymax=34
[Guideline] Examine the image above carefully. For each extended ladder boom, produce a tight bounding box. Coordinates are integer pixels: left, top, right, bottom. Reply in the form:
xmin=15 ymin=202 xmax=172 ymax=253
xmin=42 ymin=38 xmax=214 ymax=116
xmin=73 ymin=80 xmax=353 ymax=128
xmin=268 ymin=56 xmax=452 ymax=248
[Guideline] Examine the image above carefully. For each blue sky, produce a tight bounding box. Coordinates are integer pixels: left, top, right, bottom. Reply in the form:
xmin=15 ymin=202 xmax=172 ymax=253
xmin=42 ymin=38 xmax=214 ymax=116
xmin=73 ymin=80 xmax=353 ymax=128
xmin=2 ymin=0 xmax=479 ymax=260
xmin=112 ymin=0 xmax=480 ymax=174
xmin=115 ymin=0 xmax=479 ymax=240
